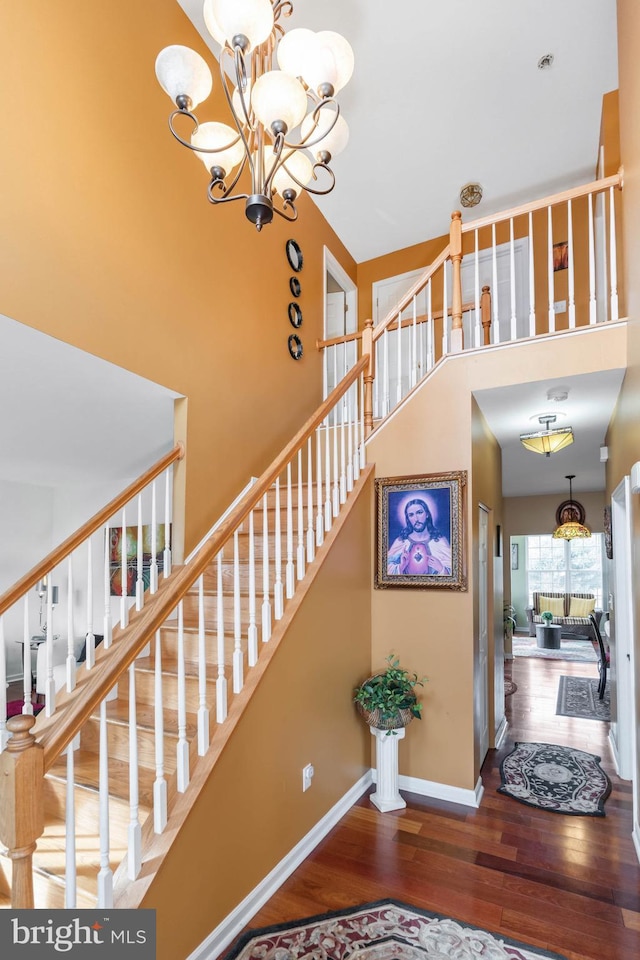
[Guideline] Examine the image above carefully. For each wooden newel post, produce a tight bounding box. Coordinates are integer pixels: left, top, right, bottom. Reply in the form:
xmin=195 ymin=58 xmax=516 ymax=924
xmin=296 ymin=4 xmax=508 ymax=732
xmin=362 ymin=317 xmax=375 ymax=437
xmin=481 ymin=285 xmax=492 ymax=345
xmin=0 ymin=714 xmax=45 ymax=908
xmin=449 ymin=210 xmax=464 ymax=353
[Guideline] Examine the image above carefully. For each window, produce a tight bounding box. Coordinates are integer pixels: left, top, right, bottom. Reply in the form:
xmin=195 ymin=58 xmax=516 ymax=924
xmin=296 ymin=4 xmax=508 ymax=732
xmin=525 ymin=534 xmax=604 ymax=606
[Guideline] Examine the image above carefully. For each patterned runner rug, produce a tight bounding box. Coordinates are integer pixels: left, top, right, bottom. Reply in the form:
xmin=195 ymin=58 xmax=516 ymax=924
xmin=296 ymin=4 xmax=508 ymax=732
xmin=498 ymin=741 xmax=611 ymax=816
xmin=224 ymin=900 xmax=569 ymax=960
xmin=556 ymin=675 xmax=610 ymax=721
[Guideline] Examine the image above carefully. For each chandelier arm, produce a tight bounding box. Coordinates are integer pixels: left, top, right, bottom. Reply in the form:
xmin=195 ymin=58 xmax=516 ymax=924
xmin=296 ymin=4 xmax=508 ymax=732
xmin=272 ymin=198 xmax=298 ymax=223
xmin=272 ymin=1 xmax=294 ymax=24
xmin=212 ymin=151 xmax=251 ymax=201
xmin=263 ymin=134 xmax=286 ymax=197
xmin=207 ymin=182 xmax=249 ymax=206
xmin=168 ymin=109 xmax=243 ymax=155
xmin=219 ymin=45 xmax=256 ymax=183
xmin=300 ymin=161 xmax=336 ymax=197
xmin=286 ymin=98 xmax=341 ymax=152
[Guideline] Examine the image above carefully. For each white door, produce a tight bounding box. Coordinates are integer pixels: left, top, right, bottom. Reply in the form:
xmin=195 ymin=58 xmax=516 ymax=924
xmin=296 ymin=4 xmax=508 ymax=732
xmin=478 ymin=505 xmax=490 ymax=762
xmin=611 ymin=479 xmax=637 ymax=800
xmin=460 ymin=238 xmax=531 ymax=346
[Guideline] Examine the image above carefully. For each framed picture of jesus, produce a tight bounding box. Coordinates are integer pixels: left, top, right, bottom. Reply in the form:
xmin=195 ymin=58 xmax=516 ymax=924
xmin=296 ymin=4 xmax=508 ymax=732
xmin=375 ymin=471 xmax=467 ymax=590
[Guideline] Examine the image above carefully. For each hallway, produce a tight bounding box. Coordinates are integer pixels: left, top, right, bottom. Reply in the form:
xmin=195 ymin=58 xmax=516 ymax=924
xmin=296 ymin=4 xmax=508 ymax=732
xmin=239 ymin=655 xmax=640 ymax=960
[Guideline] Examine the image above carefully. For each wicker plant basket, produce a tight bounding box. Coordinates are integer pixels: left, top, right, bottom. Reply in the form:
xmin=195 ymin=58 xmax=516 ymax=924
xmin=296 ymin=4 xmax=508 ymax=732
xmin=356 ymin=701 xmax=415 ymax=731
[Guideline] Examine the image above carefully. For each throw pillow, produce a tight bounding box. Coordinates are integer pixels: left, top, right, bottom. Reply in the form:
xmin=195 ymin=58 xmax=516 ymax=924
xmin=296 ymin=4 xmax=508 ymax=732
xmin=538 ymin=595 xmax=564 ymax=617
xmin=569 ymin=596 xmax=596 ymax=617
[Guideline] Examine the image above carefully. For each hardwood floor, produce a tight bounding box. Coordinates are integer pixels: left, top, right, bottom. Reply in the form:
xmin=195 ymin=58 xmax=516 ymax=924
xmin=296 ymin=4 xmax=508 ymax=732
xmin=243 ymin=653 xmax=640 ymax=960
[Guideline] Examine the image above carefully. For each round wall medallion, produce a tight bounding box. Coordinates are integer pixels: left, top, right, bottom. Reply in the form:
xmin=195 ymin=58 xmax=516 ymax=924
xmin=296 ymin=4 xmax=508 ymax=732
xmin=288 ymin=334 xmax=303 ymax=360
xmin=288 ymin=302 xmax=303 ymax=328
xmin=289 ymin=276 xmax=301 ymax=297
xmin=286 ymin=239 xmax=303 ymax=272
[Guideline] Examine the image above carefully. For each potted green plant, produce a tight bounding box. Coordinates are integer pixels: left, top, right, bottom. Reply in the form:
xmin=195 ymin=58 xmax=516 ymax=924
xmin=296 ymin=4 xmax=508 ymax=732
xmin=354 ymin=655 xmax=425 ymax=735
xmin=503 ymin=603 xmax=517 ymax=643
xmin=540 ymin=610 xmax=554 ymax=625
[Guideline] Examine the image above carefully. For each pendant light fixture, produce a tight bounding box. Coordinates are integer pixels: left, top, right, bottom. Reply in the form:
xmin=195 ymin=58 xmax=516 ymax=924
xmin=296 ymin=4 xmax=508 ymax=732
xmin=519 ymin=414 xmax=574 ymax=457
xmin=552 ymin=475 xmax=591 ymax=541
xmin=155 ymin=0 xmax=354 ymax=231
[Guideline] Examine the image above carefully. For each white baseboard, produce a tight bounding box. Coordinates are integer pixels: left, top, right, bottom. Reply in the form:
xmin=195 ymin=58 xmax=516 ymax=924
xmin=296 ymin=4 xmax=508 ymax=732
xmin=494 ymin=717 xmax=508 ymax=749
xmin=187 ymin=771 xmax=373 ymax=960
xmin=371 ymin=770 xmax=484 ymax=808
xmin=633 ymin=822 xmax=640 ymax=865
xmin=608 ymin=730 xmax=622 ymax=776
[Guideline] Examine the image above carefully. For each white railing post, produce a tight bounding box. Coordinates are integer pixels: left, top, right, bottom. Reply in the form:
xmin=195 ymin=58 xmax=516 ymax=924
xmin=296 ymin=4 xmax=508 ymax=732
xmin=66 ymin=558 xmax=76 ymax=693
xmin=197 ymin=574 xmax=210 ymax=754
xmin=567 ymin=199 xmax=576 ymax=328
xmin=232 ymin=529 xmax=243 ymax=692
xmin=153 ymin=628 xmax=168 ymax=833
xmin=261 ymin=496 xmax=272 ymax=642
xmin=216 ymin=551 xmax=229 ymax=720
xmin=609 ymin=185 xmax=619 ymax=321
xmin=97 ymin=698 xmax=114 ymax=908
xmin=248 ymin=510 xmax=258 ymax=666
xmin=528 ymin=212 xmax=536 ymax=337
xmin=588 ymin=192 xmax=597 ymax=324
xmin=176 ymin=601 xmax=189 ymax=792
xmin=127 ymin=663 xmax=142 ymax=880
xmin=547 ymin=205 xmax=555 ymax=333
xmin=296 ymin=450 xmax=306 ymax=580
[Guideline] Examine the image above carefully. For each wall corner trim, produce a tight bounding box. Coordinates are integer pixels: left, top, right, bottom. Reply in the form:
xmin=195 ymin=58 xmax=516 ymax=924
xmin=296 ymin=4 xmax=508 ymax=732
xmin=188 ymin=770 xmax=373 ymax=960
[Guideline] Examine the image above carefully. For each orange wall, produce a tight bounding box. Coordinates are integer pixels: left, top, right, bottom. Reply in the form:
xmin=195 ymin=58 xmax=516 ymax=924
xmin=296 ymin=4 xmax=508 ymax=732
xmin=366 ymin=322 xmax=626 ymax=791
xmin=0 ymin=2 xmax=356 ymax=554
xmin=141 ymin=477 xmax=373 ymax=960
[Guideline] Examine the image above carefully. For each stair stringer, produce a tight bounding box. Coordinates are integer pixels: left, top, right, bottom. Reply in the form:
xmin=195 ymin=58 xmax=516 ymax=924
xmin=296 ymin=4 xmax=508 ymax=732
xmin=112 ymin=466 xmax=374 ymax=935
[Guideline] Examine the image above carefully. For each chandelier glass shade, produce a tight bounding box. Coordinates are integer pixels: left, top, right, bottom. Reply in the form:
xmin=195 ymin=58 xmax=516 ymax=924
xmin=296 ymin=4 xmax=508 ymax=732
xmin=155 ymin=0 xmax=354 ymax=231
xmin=552 ymin=474 xmax=591 ymax=541
xmin=519 ymin=414 xmax=574 ymax=457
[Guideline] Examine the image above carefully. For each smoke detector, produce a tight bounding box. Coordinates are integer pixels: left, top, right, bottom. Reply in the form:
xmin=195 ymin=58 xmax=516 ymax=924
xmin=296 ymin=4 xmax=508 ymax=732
xmin=546 ymin=387 xmax=568 ymax=402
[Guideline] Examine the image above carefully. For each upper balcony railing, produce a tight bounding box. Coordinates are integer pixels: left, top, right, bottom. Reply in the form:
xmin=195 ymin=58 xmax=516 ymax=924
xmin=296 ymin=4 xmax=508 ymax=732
xmin=317 ymin=169 xmax=623 ymax=427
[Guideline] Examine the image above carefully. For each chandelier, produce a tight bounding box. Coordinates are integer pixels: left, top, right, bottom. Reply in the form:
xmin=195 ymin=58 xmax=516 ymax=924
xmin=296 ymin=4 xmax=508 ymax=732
xmin=155 ymin=0 xmax=354 ymax=231
xmin=519 ymin=414 xmax=574 ymax=457
xmin=553 ymin=475 xmax=591 ymax=540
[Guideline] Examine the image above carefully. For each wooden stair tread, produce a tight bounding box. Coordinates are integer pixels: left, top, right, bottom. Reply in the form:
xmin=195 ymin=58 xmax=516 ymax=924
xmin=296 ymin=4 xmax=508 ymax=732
xmin=48 ymin=750 xmax=156 ymax=806
xmin=97 ymin=697 xmax=198 ymax=738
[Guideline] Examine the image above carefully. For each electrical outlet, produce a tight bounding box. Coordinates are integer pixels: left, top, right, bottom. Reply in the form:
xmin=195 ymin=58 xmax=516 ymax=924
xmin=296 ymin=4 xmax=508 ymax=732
xmin=302 ymin=763 xmax=314 ymax=792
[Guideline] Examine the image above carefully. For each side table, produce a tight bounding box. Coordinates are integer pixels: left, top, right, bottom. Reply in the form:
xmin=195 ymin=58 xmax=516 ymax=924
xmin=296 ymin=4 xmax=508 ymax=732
xmin=535 ymin=623 xmax=562 ymax=649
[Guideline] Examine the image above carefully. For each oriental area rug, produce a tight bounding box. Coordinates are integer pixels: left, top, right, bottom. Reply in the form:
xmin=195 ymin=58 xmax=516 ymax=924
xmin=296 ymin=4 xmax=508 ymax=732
xmin=223 ymin=900 xmax=569 ymax=960
xmin=512 ymin=636 xmax=597 ymax=663
xmin=498 ymin=741 xmax=611 ymax=816
xmin=556 ymin=675 xmax=610 ymax=722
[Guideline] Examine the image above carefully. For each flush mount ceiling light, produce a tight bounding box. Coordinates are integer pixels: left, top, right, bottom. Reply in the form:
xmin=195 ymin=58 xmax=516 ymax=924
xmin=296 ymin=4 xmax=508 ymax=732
xmin=553 ymin=474 xmax=591 ymax=540
xmin=537 ymin=53 xmax=554 ymax=69
xmin=155 ymin=0 xmax=354 ymax=231
xmin=459 ymin=182 xmax=483 ymax=208
xmin=519 ymin=414 xmax=574 ymax=457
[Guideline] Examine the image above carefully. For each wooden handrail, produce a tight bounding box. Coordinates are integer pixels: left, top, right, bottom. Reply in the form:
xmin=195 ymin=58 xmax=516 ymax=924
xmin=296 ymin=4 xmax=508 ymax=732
xmin=316 ymin=330 xmax=363 ymax=350
xmin=0 ymin=443 xmax=185 ymax=618
xmin=461 ymin=169 xmax=624 ymax=234
xmin=36 ymin=360 xmax=368 ymax=767
xmin=372 ymin=244 xmax=451 ymax=342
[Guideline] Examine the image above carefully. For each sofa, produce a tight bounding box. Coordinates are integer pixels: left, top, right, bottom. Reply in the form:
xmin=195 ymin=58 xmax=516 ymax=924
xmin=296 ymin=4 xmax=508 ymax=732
xmin=525 ymin=591 xmax=603 ymax=637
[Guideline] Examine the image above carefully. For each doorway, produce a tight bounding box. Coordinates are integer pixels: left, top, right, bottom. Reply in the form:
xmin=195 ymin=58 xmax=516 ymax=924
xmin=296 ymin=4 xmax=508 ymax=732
xmin=322 ymin=247 xmax=357 ymax=400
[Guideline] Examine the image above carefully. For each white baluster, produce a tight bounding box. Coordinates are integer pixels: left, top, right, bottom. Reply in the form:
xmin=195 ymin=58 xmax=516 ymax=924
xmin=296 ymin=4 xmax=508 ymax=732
xmin=22 ymin=598 xmax=32 ymax=715
xmin=286 ymin=464 xmax=295 ymax=598
xmin=359 ymin=375 xmax=366 ymax=470
xmin=233 ymin=529 xmax=243 ymax=692
xmin=176 ymin=601 xmax=189 ymax=792
xmin=86 ymin=538 xmax=95 ymax=671
xmin=153 ymin=629 xmax=168 ymax=833
xmin=339 ymin=392 xmax=347 ymax=505
xmin=322 ymin=336 xmax=328 ymax=400
xmin=382 ymin=329 xmax=390 ymax=416
xmin=324 ymin=416 xmax=332 ymax=532
xmin=248 ymin=510 xmax=258 ymax=666
xmin=120 ymin=507 xmax=128 ymax=629
xmin=528 ymin=212 xmax=536 ymax=337
xmin=547 ymin=205 xmax=555 ymax=332
xmin=492 ymin=224 xmax=499 ymax=343
xmin=427 ymin=279 xmax=434 ymax=367
xmin=136 ymin=494 xmax=144 ymax=611
xmin=567 ymin=199 xmax=576 ymax=327
xmin=332 ymin=408 xmax=340 ymax=519
xmin=163 ymin=470 xmax=172 ymax=578
xmin=127 ymin=663 xmax=141 ymax=879
xmin=332 ymin=347 xmax=338 ymax=425
xmin=411 ymin=296 xmax=417 ymax=387
xmin=346 ymin=384 xmax=355 ymax=491
xmin=396 ymin=313 xmax=402 ymax=405
xmin=197 ymin=574 xmax=209 ymax=754
xmin=274 ymin=478 xmax=284 ymax=619
xmin=45 ymin=577 xmax=55 ymax=717
xmin=0 ymin=616 xmax=8 ymax=750
xmin=65 ymin=746 xmax=77 ymax=906
xmin=373 ymin=339 xmax=380 ymax=419
xmin=509 ymin=217 xmax=517 ymax=341
xmin=442 ymin=260 xmax=449 ymax=355
xmin=588 ymin=192 xmax=597 ymax=324
xmin=66 ymin=557 xmax=76 ymax=693
xmin=261 ymin=496 xmax=272 ymax=642
xmin=97 ymin=698 xmax=113 ymax=907
xmin=150 ymin=480 xmax=158 ymax=593
xmin=474 ymin=229 xmax=481 ymax=348
xmin=609 ymin=185 xmax=619 ymax=321
xmin=217 ymin=551 xmax=229 ymax=719
xmin=307 ymin=438 xmax=316 ymax=563
xmin=297 ymin=450 xmax=306 ymax=579
xmin=103 ymin=525 xmax=113 ymax=648
xmin=315 ymin=427 xmax=324 ymax=548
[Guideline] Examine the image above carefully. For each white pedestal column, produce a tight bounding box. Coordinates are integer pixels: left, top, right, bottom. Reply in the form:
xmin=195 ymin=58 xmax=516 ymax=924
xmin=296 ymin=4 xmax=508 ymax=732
xmin=370 ymin=725 xmax=406 ymax=812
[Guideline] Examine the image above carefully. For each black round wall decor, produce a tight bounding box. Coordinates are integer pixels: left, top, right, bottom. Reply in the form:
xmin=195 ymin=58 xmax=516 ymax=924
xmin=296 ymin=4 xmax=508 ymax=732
xmin=289 ymin=276 xmax=301 ymax=297
xmin=285 ymin=239 xmax=303 ymax=272
xmin=288 ymin=302 xmax=303 ymax=328
xmin=288 ymin=334 xmax=303 ymax=360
